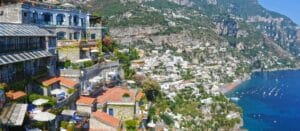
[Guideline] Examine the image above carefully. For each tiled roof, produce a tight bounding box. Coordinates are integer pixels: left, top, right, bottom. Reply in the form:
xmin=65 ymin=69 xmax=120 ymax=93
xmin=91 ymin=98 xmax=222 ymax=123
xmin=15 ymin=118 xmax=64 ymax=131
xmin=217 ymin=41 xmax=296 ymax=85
xmin=0 ymin=23 xmax=54 ymax=36
xmin=77 ymin=96 xmax=95 ymax=105
xmin=97 ymin=87 xmax=135 ymax=104
xmin=40 ymin=77 xmax=78 ymax=88
xmin=5 ymin=90 xmax=26 ymax=100
xmin=92 ymin=111 xmax=120 ymax=128
xmin=59 ymin=77 xmax=78 ymax=88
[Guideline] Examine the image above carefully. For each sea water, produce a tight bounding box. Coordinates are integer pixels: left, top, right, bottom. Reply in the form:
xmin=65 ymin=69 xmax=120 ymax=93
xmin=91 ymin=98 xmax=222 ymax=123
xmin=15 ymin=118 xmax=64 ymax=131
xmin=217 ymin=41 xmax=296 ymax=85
xmin=227 ymin=70 xmax=300 ymax=131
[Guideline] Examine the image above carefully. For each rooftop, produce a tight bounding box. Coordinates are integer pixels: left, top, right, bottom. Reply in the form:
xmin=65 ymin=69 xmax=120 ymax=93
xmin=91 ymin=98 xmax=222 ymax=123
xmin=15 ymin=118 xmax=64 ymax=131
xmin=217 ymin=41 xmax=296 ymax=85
xmin=0 ymin=23 xmax=54 ymax=36
xmin=5 ymin=90 xmax=26 ymax=100
xmin=0 ymin=104 xmax=28 ymax=126
xmin=97 ymin=87 xmax=136 ymax=105
xmin=92 ymin=111 xmax=120 ymax=128
xmin=77 ymin=96 xmax=96 ymax=105
xmin=40 ymin=76 xmax=78 ymax=88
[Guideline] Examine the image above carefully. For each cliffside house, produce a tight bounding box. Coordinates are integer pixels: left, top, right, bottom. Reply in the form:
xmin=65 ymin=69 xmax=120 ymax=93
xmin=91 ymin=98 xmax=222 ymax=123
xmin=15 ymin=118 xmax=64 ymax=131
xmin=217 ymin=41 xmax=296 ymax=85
xmin=0 ymin=1 xmax=103 ymax=62
xmin=0 ymin=23 xmax=57 ymax=83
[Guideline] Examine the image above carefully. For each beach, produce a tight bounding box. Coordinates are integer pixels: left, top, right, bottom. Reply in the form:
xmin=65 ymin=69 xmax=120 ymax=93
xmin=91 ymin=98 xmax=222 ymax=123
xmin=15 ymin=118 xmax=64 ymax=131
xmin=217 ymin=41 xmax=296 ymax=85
xmin=221 ymin=67 xmax=300 ymax=94
xmin=221 ymin=75 xmax=251 ymax=94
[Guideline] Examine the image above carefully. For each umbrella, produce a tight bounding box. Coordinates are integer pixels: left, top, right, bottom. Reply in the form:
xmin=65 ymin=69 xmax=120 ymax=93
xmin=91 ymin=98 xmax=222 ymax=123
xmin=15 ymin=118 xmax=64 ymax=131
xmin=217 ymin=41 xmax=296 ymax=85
xmin=147 ymin=120 xmax=156 ymax=128
xmin=32 ymin=98 xmax=49 ymax=106
xmin=51 ymin=89 xmax=64 ymax=95
xmin=33 ymin=112 xmax=56 ymax=122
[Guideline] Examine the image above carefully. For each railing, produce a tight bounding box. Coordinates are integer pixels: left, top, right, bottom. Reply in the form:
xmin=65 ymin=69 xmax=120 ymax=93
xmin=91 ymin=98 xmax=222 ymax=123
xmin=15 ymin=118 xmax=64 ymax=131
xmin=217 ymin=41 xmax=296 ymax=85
xmin=59 ymin=69 xmax=81 ymax=78
xmin=55 ymin=91 xmax=79 ymax=108
xmin=79 ymin=40 xmax=97 ymax=47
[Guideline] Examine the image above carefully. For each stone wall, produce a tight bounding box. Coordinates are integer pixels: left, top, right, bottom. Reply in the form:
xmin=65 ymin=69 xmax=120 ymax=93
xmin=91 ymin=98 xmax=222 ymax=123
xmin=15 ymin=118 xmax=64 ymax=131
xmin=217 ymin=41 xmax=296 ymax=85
xmin=58 ymin=47 xmax=80 ymax=62
xmin=0 ymin=4 xmax=22 ymax=23
xmin=106 ymin=104 xmax=135 ymax=120
xmin=90 ymin=117 xmax=118 ymax=131
xmin=77 ymin=104 xmax=92 ymax=114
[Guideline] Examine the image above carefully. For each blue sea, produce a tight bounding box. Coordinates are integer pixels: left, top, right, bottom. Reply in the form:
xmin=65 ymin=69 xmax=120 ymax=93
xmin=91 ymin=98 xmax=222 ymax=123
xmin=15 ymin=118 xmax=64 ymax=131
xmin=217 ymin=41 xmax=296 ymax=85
xmin=227 ymin=70 xmax=300 ymax=131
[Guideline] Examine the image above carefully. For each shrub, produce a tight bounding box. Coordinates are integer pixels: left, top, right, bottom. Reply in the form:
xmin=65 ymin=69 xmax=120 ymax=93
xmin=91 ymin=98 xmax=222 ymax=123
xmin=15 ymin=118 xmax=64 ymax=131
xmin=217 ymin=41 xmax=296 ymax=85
xmin=160 ymin=113 xmax=174 ymax=125
xmin=60 ymin=121 xmax=68 ymax=129
xmin=123 ymin=93 xmax=130 ymax=98
xmin=125 ymin=120 xmax=139 ymax=131
xmin=68 ymin=88 xmax=76 ymax=94
xmin=64 ymin=60 xmax=71 ymax=68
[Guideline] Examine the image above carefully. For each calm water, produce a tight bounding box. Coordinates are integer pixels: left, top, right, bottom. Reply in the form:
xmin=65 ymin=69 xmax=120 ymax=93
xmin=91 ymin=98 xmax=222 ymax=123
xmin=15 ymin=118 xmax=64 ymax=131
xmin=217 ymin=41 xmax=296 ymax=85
xmin=227 ymin=70 xmax=300 ymax=131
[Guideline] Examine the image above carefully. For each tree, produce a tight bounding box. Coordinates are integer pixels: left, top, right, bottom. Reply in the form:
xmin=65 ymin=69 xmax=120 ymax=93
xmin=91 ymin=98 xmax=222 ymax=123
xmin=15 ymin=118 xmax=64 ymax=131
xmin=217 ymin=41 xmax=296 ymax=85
xmin=141 ymin=78 xmax=161 ymax=102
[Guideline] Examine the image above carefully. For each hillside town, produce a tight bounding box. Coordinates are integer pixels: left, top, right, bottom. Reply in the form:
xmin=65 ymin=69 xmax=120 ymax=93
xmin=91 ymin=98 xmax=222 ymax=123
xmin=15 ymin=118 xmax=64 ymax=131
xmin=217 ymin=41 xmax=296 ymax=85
xmin=0 ymin=0 xmax=244 ymax=131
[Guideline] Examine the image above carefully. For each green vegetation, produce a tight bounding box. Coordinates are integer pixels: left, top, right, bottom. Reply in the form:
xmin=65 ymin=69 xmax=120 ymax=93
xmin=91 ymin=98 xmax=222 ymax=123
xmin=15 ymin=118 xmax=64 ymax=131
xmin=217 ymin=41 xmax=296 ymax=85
xmin=160 ymin=113 xmax=174 ymax=125
xmin=114 ymin=47 xmax=140 ymax=79
xmin=125 ymin=120 xmax=140 ymax=131
xmin=60 ymin=59 xmax=94 ymax=69
xmin=180 ymin=69 xmax=195 ymax=80
xmin=29 ymin=94 xmax=56 ymax=107
xmin=141 ymin=78 xmax=161 ymax=102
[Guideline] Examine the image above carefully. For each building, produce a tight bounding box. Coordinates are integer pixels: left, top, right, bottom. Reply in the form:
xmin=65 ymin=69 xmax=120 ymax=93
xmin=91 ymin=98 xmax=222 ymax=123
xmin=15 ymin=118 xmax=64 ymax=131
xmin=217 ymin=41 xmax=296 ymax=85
xmin=96 ymin=87 xmax=143 ymax=120
xmin=90 ymin=111 xmax=121 ymax=131
xmin=76 ymin=96 xmax=96 ymax=114
xmin=0 ymin=23 xmax=57 ymax=83
xmin=39 ymin=76 xmax=79 ymax=108
xmin=0 ymin=1 xmax=103 ymax=62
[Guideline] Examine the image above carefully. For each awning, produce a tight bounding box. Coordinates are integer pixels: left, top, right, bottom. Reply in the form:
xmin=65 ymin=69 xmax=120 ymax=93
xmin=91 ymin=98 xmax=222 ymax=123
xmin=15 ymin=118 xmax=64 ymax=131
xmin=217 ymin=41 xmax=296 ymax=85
xmin=0 ymin=50 xmax=53 ymax=66
xmin=61 ymin=110 xmax=76 ymax=116
xmin=0 ymin=104 xmax=28 ymax=126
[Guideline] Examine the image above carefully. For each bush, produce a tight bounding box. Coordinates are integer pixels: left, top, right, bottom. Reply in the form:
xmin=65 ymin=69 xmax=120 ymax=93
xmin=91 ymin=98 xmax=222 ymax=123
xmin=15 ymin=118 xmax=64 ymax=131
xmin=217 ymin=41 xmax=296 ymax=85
xmin=160 ymin=113 xmax=174 ymax=125
xmin=29 ymin=94 xmax=56 ymax=107
xmin=60 ymin=121 xmax=68 ymax=129
xmin=68 ymin=88 xmax=76 ymax=94
xmin=123 ymin=93 xmax=130 ymax=98
xmin=125 ymin=120 xmax=139 ymax=131
xmin=0 ymin=83 xmax=8 ymax=91
xmin=64 ymin=60 xmax=71 ymax=68
xmin=83 ymin=60 xmax=94 ymax=68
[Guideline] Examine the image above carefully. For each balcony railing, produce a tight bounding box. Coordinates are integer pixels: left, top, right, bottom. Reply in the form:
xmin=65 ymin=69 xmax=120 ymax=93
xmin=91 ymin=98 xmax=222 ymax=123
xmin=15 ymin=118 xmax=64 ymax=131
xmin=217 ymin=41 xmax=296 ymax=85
xmin=54 ymin=91 xmax=79 ymax=108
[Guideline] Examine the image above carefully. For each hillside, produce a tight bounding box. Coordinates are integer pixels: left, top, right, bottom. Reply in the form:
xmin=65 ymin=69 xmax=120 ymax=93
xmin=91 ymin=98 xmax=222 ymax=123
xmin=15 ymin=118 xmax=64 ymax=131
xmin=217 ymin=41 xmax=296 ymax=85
xmin=60 ymin=0 xmax=300 ymax=129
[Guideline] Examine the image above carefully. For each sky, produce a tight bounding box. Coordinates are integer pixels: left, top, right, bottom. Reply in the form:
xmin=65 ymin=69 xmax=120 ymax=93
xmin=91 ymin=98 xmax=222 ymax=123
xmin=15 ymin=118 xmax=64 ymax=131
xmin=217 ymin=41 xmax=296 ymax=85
xmin=258 ymin=0 xmax=300 ymax=25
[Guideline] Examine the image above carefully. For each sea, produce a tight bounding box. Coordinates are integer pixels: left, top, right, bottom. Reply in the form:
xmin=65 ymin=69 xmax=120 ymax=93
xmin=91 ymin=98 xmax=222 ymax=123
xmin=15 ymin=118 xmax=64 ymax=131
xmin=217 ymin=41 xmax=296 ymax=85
xmin=226 ymin=70 xmax=300 ymax=131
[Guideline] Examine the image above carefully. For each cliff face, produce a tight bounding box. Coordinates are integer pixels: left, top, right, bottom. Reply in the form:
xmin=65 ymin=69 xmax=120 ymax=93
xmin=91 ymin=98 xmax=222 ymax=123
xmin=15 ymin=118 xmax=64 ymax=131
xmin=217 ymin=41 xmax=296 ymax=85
xmin=70 ymin=0 xmax=300 ymax=68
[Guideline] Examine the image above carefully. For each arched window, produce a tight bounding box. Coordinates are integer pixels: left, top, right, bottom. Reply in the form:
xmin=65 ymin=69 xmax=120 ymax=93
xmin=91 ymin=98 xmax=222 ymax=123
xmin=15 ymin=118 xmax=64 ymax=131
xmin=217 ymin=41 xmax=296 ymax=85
xmin=73 ymin=15 xmax=79 ymax=26
xmin=57 ymin=32 xmax=66 ymax=40
xmin=42 ymin=12 xmax=53 ymax=25
xmin=56 ymin=14 xmax=65 ymax=25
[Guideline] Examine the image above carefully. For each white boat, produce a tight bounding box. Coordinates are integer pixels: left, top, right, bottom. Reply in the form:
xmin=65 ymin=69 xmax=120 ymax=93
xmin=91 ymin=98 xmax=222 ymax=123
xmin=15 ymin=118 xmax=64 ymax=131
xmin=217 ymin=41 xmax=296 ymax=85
xmin=230 ymin=97 xmax=240 ymax=101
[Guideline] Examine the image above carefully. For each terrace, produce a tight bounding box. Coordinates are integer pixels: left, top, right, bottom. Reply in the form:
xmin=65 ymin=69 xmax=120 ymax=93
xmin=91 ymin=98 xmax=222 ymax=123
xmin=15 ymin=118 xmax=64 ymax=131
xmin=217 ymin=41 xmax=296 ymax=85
xmin=39 ymin=76 xmax=79 ymax=108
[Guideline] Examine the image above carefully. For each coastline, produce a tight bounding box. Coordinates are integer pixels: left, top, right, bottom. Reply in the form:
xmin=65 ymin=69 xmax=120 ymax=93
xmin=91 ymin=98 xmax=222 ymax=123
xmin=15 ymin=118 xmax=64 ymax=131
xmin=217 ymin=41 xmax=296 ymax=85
xmin=221 ymin=66 xmax=300 ymax=94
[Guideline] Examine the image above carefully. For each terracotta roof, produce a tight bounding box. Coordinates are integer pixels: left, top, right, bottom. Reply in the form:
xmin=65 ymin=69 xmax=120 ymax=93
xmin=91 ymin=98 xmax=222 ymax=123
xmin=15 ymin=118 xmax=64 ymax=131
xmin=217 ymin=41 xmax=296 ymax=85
xmin=136 ymin=91 xmax=144 ymax=101
xmin=97 ymin=87 xmax=135 ymax=104
xmin=92 ymin=111 xmax=120 ymax=128
xmin=40 ymin=77 xmax=78 ymax=88
xmin=6 ymin=90 xmax=26 ymax=100
xmin=58 ymin=77 xmax=78 ymax=88
xmin=41 ymin=77 xmax=59 ymax=86
xmin=77 ymin=96 xmax=95 ymax=105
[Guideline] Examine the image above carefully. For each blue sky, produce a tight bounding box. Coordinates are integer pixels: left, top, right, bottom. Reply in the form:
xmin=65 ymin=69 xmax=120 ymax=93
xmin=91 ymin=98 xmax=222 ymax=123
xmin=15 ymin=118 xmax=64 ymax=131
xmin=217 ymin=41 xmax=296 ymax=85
xmin=259 ymin=0 xmax=300 ymax=25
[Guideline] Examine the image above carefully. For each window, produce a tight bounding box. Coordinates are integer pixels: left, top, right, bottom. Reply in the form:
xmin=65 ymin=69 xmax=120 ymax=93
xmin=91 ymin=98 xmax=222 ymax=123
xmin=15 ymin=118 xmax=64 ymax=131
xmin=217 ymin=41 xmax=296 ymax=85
xmin=57 ymin=32 xmax=66 ymax=40
xmin=91 ymin=34 xmax=96 ymax=40
xmin=69 ymin=33 xmax=73 ymax=40
xmin=108 ymin=108 xmax=114 ymax=116
xmin=74 ymin=32 xmax=80 ymax=40
xmin=23 ymin=12 xmax=28 ymax=17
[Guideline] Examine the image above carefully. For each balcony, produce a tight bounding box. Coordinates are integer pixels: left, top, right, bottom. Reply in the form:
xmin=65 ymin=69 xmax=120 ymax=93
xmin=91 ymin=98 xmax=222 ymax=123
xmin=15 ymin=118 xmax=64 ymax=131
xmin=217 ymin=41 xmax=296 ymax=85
xmin=54 ymin=89 xmax=79 ymax=108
